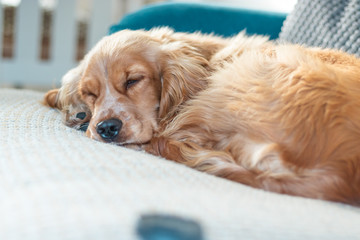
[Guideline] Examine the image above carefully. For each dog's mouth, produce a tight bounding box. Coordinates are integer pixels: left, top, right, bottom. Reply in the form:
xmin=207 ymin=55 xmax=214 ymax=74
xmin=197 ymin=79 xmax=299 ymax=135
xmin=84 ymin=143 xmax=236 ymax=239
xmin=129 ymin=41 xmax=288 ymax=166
xmin=69 ymin=109 xmax=158 ymax=150
xmin=75 ymin=111 xmax=155 ymax=147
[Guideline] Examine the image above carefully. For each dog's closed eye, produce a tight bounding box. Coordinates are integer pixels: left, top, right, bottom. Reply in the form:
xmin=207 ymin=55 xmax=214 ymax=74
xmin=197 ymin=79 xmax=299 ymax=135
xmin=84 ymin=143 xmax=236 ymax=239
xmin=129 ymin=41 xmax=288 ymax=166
xmin=125 ymin=75 xmax=144 ymax=90
xmin=126 ymin=79 xmax=139 ymax=89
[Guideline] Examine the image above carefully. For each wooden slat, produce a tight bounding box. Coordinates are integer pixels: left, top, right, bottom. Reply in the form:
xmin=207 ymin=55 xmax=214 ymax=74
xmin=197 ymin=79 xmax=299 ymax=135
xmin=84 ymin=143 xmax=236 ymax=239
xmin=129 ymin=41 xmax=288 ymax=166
xmin=88 ymin=0 xmax=113 ymax=50
xmin=51 ymin=0 xmax=78 ymax=84
xmin=1 ymin=0 xmax=41 ymax=87
xmin=0 ymin=4 xmax=3 ymax=60
xmin=0 ymin=4 xmax=3 ymax=86
xmin=16 ymin=0 xmax=40 ymax=62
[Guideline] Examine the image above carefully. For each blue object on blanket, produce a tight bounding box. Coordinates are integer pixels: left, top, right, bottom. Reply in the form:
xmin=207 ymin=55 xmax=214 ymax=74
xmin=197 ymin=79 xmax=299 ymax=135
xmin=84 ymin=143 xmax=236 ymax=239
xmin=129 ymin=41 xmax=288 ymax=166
xmin=137 ymin=214 xmax=203 ymax=240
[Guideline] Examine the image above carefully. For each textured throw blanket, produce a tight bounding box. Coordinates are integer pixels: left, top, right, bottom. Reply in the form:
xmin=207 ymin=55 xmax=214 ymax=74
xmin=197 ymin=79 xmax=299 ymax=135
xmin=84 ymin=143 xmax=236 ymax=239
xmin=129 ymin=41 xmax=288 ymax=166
xmin=280 ymin=0 xmax=360 ymax=56
xmin=1 ymin=88 xmax=360 ymax=240
xmin=2 ymin=2 xmax=360 ymax=239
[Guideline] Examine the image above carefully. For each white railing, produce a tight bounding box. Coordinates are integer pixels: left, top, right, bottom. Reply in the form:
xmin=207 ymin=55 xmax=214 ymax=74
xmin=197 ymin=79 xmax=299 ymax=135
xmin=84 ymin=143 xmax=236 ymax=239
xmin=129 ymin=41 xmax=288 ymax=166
xmin=0 ymin=0 xmax=146 ymax=89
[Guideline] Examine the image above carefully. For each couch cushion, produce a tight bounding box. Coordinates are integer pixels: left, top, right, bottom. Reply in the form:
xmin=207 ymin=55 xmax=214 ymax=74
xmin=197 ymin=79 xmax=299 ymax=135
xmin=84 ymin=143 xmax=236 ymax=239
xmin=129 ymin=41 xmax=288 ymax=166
xmin=109 ymin=2 xmax=286 ymax=39
xmin=1 ymin=88 xmax=360 ymax=240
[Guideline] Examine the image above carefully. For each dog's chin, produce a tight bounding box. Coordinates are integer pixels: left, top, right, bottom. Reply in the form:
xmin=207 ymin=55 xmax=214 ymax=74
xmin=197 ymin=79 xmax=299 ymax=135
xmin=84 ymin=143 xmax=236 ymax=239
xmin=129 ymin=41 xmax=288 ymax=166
xmin=118 ymin=136 xmax=153 ymax=147
xmin=119 ymin=127 xmax=155 ymax=147
xmin=97 ymin=139 xmax=151 ymax=152
xmin=86 ymin=131 xmax=152 ymax=148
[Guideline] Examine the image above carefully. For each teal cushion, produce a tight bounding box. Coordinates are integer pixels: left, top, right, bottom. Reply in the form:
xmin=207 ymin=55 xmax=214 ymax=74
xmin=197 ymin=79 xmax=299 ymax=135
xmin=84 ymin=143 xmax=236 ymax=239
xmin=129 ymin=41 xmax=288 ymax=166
xmin=109 ymin=2 xmax=287 ymax=39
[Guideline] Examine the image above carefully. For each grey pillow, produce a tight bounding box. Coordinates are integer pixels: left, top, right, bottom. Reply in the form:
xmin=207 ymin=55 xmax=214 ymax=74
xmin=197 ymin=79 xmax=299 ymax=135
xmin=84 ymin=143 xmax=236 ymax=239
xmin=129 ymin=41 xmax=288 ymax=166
xmin=279 ymin=0 xmax=360 ymax=56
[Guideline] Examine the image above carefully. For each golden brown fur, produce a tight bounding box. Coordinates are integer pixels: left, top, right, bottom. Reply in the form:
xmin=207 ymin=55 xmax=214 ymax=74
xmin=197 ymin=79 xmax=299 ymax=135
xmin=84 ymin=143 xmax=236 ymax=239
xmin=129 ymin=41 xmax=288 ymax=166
xmin=44 ymin=27 xmax=360 ymax=206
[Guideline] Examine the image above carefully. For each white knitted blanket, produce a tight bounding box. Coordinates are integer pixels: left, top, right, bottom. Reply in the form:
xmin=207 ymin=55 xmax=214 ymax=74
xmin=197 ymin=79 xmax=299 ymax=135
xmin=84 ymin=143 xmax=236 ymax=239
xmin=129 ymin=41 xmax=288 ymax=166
xmin=280 ymin=0 xmax=360 ymax=56
xmin=1 ymin=88 xmax=360 ymax=240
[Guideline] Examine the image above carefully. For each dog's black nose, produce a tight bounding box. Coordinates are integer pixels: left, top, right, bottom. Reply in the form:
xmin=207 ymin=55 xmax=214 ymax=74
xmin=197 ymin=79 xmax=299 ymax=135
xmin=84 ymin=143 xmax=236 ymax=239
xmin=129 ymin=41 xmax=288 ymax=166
xmin=96 ymin=118 xmax=122 ymax=141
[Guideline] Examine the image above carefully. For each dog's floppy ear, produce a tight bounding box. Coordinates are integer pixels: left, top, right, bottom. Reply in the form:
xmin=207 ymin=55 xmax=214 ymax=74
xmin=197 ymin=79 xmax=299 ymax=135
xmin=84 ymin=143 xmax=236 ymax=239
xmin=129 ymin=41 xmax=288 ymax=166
xmin=43 ymin=61 xmax=91 ymax=129
xmin=158 ymin=42 xmax=212 ymax=120
xmin=44 ymin=88 xmax=61 ymax=109
xmin=44 ymin=61 xmax=85 ymax=109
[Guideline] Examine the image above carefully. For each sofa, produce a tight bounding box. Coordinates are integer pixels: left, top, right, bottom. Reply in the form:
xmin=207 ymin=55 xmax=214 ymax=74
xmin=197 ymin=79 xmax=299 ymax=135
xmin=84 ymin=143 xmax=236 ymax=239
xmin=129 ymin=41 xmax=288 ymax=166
xmin=1 ymin=2 xmax=360 ymax=240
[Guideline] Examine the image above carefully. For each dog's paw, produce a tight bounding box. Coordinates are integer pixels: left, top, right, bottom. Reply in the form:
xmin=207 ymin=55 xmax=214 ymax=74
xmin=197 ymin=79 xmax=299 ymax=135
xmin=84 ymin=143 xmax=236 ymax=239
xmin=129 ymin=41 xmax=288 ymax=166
xmin=64 ymin=110 xmax=91 ymax=132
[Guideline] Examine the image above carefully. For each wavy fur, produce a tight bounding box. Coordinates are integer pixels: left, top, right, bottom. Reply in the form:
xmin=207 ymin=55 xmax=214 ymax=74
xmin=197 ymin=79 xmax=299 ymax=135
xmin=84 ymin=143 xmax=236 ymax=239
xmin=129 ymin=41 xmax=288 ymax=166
xmin=44 ymin=28 xmax=360 ymax=205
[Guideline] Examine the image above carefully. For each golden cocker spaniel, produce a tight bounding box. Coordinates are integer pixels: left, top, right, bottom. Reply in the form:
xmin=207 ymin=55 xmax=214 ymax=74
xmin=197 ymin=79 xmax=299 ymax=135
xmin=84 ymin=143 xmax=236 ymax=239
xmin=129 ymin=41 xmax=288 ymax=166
xmin=44 ymin=27 xmax=360 ymax=206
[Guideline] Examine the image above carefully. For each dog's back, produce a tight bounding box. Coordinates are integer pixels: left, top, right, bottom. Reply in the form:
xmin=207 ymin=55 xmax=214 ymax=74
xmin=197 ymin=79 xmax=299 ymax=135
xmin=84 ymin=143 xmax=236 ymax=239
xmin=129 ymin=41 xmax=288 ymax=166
xmin=155 ymin=45 xmax=360 ymax=205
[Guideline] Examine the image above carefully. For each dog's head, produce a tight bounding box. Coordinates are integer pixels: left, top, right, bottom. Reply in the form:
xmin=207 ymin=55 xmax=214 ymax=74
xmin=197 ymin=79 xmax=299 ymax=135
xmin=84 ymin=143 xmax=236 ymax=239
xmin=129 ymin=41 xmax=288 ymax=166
xmin=44 ymin=27 xmax=217 ymax=145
